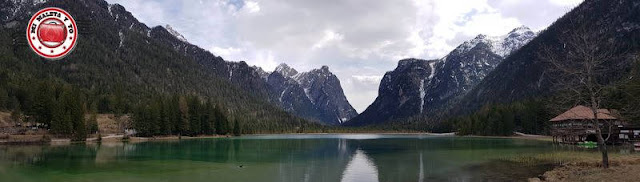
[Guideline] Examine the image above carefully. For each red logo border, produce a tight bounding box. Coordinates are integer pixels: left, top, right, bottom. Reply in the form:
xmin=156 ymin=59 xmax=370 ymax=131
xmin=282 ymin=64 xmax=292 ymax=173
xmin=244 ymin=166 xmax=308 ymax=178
xmin=27 ymin=7 xmax=78 ymax=60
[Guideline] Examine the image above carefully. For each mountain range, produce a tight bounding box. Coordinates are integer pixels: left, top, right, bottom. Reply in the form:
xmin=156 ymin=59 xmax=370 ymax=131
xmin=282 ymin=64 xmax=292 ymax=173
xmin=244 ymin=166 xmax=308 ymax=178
xmin=346 ymin=26 xmax=537 ymax=126
xmin=1 ymin=0 xmax=357 ymax=126
xmin=348 ymin=0 xmax=640 ymax=126
xmin=3 ymin=0 xmax=637 ymax=131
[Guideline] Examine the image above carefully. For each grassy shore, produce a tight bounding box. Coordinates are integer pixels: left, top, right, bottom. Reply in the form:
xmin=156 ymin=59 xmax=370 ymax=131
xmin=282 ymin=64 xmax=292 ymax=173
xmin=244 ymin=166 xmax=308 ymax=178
xmin=520 ymin=150 xmax=640 ymax=181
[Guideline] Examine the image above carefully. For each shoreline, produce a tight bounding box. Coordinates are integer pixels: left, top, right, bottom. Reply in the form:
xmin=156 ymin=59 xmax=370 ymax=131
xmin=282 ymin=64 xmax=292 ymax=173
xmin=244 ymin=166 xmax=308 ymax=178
xmin=1 ymin=132 xmax=555 ymax=145
xmin=529 ymin=154 xmax=640 ymax=181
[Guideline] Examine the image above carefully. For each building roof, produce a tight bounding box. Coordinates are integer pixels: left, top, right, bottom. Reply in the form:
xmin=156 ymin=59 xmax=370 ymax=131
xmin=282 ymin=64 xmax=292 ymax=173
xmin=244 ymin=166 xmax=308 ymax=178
xmin=550 ymin=105 xmax=617 ymax=122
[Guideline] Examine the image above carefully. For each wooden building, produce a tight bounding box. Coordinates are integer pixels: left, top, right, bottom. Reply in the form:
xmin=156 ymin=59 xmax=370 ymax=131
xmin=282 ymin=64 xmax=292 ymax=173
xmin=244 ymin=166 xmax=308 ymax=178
xmin=618 ymin=125 xmax=640 ymax=142
xmin=550 ymin=105 xmax=625 ymax=144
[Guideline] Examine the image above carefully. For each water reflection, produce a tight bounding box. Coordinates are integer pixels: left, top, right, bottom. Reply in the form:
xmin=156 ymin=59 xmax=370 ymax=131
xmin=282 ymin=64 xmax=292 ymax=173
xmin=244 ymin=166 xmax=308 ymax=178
xmin=341 ymin=150 xmax=378 ymax=182
xmin=0 ymin=135 xmax=634 ymax=182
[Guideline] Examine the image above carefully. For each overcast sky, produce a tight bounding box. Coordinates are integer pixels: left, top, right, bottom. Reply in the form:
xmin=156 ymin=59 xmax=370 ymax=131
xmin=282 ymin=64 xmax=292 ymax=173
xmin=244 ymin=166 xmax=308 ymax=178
xmin=106 ymin=0 xmax=582 ymax=112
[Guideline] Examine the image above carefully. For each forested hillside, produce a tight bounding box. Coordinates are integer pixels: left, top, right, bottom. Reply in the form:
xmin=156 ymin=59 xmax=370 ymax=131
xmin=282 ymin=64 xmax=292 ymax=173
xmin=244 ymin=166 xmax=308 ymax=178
xmin=448 ymin=0 xmax=640 ymax=135
xmin=0 ymin=0 xmax=320 ymax=138
xmin=456 ymin=0 xmax=640 ymax=115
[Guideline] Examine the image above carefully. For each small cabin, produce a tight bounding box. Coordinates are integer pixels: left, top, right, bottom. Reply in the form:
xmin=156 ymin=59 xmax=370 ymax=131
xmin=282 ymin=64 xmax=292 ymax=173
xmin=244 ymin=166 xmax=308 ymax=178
xmin=550 ymin=105 xmax=626 ymax=144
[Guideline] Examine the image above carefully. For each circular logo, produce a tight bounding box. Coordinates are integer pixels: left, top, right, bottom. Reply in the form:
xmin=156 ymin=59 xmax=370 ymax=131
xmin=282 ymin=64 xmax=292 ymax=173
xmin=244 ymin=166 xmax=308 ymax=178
xmin=27 ymin=7 xmax=77 ymax=60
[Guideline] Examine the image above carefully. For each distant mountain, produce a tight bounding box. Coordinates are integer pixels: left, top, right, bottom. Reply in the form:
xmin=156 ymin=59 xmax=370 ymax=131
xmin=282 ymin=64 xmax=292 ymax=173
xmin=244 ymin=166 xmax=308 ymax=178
xmin=268 ymin=64 xmax=358 ymax=125
xmin=103 ymin=1 xmax=357 ymax=125
xmin=150 ymin=22 xmax=357 ymax=125
xmin=454 ymin=0 xmax=640 ymax=115
xmin=346 ymin=26 xmax=536 ymax=126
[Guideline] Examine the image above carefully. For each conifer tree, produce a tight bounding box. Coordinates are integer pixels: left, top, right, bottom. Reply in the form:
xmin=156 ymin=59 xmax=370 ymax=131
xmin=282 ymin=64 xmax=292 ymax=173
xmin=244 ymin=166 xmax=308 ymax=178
xmin=32 ymin=82 xmax=54 ymax=128
xmin=233 ymin=119 xmax=241 ymax=136
xmin=188 ymin=96 xmax=201 ymax=136
xmin=215 ymin=105 xmax=229 ymax=135
xmin=178 ymin=96 xmax=190 ymax=136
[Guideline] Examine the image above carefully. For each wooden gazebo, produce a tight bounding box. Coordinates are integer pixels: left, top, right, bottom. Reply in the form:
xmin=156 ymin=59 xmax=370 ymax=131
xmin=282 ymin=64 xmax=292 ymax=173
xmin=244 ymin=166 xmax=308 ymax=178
xmin=550 ymin=105 xmax=622 ymax=144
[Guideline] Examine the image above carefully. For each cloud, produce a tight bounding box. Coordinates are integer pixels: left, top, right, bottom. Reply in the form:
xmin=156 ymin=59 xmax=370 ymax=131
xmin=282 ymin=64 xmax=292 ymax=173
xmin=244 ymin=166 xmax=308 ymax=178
xmin=352 ymin=75 xmax=383 ymax=85
xmin=548 ymin=0 xmax=583 ymax=6
xmin=209 ymin=46 xmax=243 ymax=58
xmin=244 ymin=1 xmax=260 ymax=13
xmin=106 ymin=0 xmax=582 ymax=112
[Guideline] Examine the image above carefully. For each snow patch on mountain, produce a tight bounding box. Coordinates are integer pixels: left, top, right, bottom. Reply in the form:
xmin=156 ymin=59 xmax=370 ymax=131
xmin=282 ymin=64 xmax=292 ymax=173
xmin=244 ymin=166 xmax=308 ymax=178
xmin=454 ymin=26 xmax=536 ymax=58
xmin=268 ymin=64 xmax=357 ymax=125
xmin=275 ymin=63 xmax=299 ymax=78
xmin=419 ymin=79 xmax=425 ymax=113
xmin=164 ymin=24 xmax=188 ymax=42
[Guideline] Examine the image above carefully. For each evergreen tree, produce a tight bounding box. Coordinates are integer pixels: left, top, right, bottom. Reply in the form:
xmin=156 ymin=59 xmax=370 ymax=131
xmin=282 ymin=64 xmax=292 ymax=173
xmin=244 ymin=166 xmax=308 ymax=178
xmin=233 ymin=119 xmax=241 ymax=136
xmin=178 ymin=96 xmax=190 ymax=136
xmin=51 ymin=90 xmax=71 ymax=135
xmin=188 ymin=96 xmax=201 ymax=136
xmin=6 ymin=96 xmax=19 ymax=112
xmin=159 ymin=97 xmax=172 ymax=135
xmin=88 ymin=112 xmax=99 ymax=134
xmin=202 ymin=100 xmax=215 ymax=135
xmin=215 ymin=105 xmax=229 ymax=135
xmin=31 ymin=82 xmax=54 ymax=128
xmin=69 ymin=88 xmax=86 ymax=141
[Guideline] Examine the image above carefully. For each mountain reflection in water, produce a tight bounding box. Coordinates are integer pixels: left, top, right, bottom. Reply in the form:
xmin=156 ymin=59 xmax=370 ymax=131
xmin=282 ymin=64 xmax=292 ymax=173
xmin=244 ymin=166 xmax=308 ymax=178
xmin=0 ymin=134 xmax=620 ymax=182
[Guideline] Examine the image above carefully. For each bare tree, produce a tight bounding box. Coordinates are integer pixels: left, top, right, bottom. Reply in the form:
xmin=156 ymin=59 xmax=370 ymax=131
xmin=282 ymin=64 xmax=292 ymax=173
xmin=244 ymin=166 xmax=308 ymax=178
xmin=540 ymin=27 xmax=627 ymax=168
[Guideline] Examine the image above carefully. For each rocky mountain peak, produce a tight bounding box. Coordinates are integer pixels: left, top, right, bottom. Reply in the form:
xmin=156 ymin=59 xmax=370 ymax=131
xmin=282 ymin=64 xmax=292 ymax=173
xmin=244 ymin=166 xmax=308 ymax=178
xmin=454 ymin=26 xmax=537 ymax=57
xmin=306 ymin=65 xmax=333 ymax=78
xmin=508 ymin=25 xmax=533 ymax=35
xmin=164 ymin=24 xmax=188 ymax=42
xmin=397 ymin=58 xmax=426 ymax=69
xmin=474 ymin=34 xmax=489 ymax=40
xmin=320 ymin=65 xmax=330 ymax=72
xmin=275 ymin=63 xmax=299 ymax=78
xmin=267 ymin=63 xmax=357 ymax=125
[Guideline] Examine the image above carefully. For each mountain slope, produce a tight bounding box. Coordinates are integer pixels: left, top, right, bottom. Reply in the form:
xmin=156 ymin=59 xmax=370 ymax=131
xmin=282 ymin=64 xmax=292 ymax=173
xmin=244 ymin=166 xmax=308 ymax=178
xmin=0 ymin=0 xmax=312 ymax=132
xmin=347 ymin=27 xmax=536 ymax=126
xmin=1 ymin=0 xmax=357 ymax=126
xmin=454 ymin=0 xmax=640 ymax=115
xmin=119 ymin=7 xmax=356 ymax=125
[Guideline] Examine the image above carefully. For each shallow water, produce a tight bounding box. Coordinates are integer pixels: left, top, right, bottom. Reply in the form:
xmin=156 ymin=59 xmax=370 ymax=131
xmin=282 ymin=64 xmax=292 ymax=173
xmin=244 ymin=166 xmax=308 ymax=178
xmin=0 ymin=134 xmax=626 ymax=182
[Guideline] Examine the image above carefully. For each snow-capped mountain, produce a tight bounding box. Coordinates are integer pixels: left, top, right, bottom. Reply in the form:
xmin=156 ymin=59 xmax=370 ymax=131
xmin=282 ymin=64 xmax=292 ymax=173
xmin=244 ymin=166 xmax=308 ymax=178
xmin=456 ymin=0 xmax=640 ymax=116
xmin=454 ymin=26 xmax=536 ymax=57
xmin=346 ymin=26 xmax=537 ymax=126
xmin=268 ymin=64 xmax=358 ymax=125
xmin=164 ymin=24 xmax=188 ymax=42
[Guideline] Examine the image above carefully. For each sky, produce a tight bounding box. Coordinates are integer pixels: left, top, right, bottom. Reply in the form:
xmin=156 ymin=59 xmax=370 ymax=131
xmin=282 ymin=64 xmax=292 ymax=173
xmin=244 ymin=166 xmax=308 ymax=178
xmin=106 ymin=0 xmax=583 ymax=112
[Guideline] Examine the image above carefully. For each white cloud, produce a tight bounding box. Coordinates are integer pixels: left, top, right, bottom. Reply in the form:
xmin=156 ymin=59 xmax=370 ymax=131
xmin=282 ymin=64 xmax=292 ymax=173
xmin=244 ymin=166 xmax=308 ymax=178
xmin=244 ymin=1 xmax=261 ymax=13
xmin=352 ymin=75 xmax=383 ymax=85
xmin=548 ymin=0 xmax=583 ymax=6
xmin=210 ymin=46 xmax=243 ymax=58
xmin=312 ymin=30 xmax=344 ymax=50
xmin=106 ymin=0 xmax=583 ymax=112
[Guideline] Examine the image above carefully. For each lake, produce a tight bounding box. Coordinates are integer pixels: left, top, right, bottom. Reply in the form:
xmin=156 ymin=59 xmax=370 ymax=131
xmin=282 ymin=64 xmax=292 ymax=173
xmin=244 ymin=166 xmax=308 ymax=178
xmin=0 ymin=134 xmax=622 ymax=182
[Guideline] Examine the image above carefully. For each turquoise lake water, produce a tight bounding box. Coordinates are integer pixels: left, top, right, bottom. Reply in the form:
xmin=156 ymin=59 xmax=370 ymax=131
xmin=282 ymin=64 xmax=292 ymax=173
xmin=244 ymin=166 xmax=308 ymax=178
xmin=0 ymin=134 xmax=622 ymax=182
